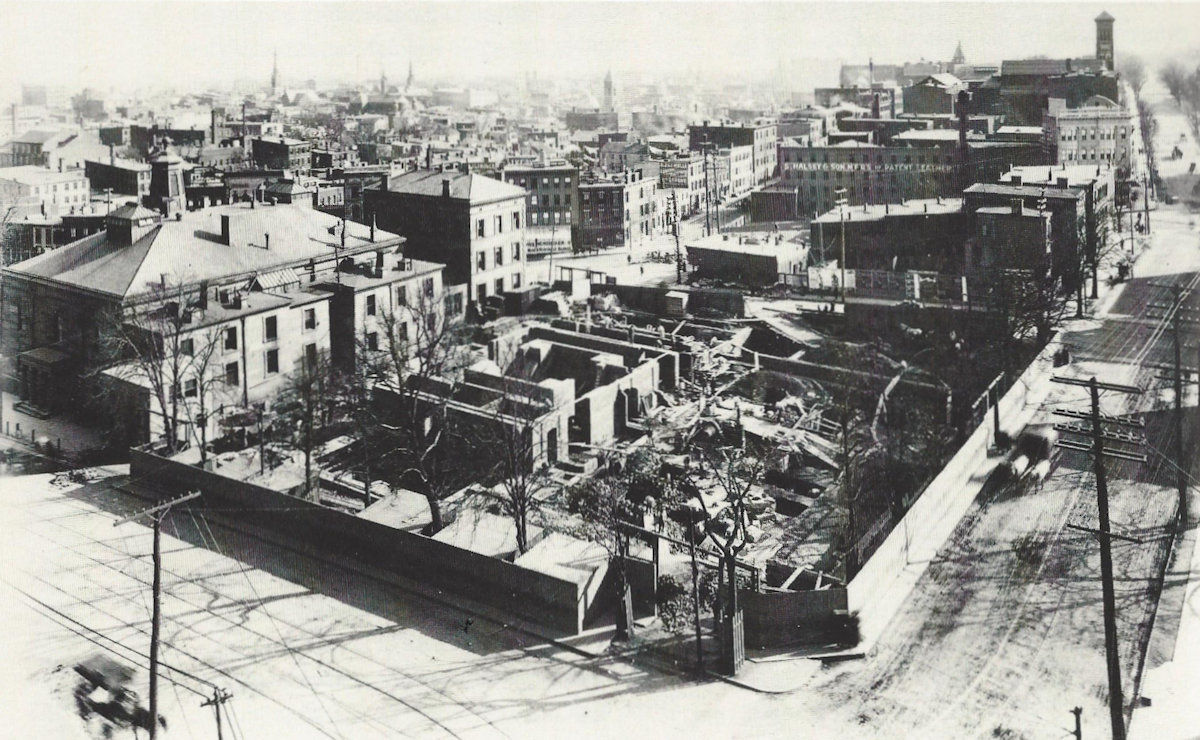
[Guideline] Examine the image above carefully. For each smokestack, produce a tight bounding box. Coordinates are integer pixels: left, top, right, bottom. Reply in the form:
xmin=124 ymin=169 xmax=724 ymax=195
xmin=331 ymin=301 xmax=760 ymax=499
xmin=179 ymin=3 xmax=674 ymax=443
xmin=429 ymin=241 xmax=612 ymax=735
xmin=370 ymin=212 xmax=376 ymax=242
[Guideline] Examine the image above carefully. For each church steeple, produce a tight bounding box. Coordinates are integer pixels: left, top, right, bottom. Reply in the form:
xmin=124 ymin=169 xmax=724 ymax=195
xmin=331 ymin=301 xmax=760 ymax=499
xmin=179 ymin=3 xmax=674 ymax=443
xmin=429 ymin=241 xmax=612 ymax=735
xmin=380 ymin=67 xmax=388 ymax=94
xmin=406 ymin=60 xmax=414 ymax=91
xmin=271 ymin=50 xmax=278 ymax=97
xmin=951 ymin=41 xmax=965 ymax=66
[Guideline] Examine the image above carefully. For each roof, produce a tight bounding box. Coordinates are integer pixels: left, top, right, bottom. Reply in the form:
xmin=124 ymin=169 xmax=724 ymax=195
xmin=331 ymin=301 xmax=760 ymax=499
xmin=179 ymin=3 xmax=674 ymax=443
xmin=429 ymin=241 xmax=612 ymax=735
xmin=513 ymin=533 xmax=609 ymax=586
xmin=384 ymin=169 xmax=526 ymax=203
xmin=891 ymin=129 xmax=961 ymax=141
xmin=687 ymin=231 xmax=808 ymax=257
xmin=963 ymin=182 xmax=1083 ymax=201
xmin=1096 ymin=10 xmax=1114 ymax=21
xmin=11 ymin=129 xmax=63 ymax=145
xmin=814 ymin=197 xmax=964 ymax=224
xmin=87 ymin=157 xmax=150 ymax=172
xmin=917 ymin=73 xmax=962 ymax=88
xmin=977 ymin=205 xmax=1050 ymax=218
xmin=996 ymin=125 xmax=1044 ymax=134
xmin=1001 ymin=58 xmax=1105 ymax=77
xmin=1001 ymin=164 xmax=1111 ymax=187
xmin=109 ymin=204 xmax=160 ymax=220
xmin=0 ymin=165 xmax=87 ymax=184
xmin=6 ymin=202 xmax=402 ymax=300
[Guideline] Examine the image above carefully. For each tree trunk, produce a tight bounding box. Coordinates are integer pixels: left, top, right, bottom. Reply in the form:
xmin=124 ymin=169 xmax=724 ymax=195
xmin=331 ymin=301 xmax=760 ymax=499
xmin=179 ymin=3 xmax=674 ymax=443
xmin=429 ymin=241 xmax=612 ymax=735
xmin=426 ymin=494 xmax=444 ymax=534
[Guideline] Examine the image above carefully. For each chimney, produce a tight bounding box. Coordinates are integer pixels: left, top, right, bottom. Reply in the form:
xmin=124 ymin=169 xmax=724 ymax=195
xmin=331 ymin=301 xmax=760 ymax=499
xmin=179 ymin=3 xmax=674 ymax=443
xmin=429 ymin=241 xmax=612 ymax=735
xmin=1012 ymin=198 xmax=1023 ymax=215
xmin=1011 ymin=174 xmax=1022 ymax=186
xmin=108 ymin=143 xmax=114 ymax=166
xmin=1056 ymin=177 xmax=1069 ymax=188
xmin=197 ymin=280 xmax=209 ymax=310
xmin=264 ymin=232 xmax=270 ymax=250
xmin=370 ymin=213 xmax=376 ymax=242
xmin=220 ymin=214 xmax=231 ymax=244
xmin=442 ymin=178 xmax=451 ymax=197
xmin=374 ymin=250 xmax=384 ymax=277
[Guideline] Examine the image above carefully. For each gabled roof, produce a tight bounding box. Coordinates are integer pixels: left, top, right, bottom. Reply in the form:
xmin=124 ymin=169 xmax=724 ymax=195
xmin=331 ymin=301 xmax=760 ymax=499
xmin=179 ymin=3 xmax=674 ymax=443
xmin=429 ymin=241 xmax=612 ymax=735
xmin=11 ymin=129 xmax=63 ymax=145
xmin=109 ymin=204 xmax=160 ymax=220
xmin=6 ymin=202 xmax=402 ymax=301
xmin=384 ymin=169 xmax=525 ymax=204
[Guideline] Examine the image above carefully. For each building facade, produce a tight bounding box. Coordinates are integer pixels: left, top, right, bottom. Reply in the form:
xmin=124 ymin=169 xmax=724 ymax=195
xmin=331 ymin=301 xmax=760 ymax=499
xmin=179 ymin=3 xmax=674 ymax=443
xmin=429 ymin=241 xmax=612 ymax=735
xmin=365 ymin=168 xmax=528 ymax=310
xmin=502 ymin=162 xmax=578 ymax=258
xmin=251 ymin=136 xmax=313 ymax=171
xmin=687 ymin=121 xmax=778 ymax=185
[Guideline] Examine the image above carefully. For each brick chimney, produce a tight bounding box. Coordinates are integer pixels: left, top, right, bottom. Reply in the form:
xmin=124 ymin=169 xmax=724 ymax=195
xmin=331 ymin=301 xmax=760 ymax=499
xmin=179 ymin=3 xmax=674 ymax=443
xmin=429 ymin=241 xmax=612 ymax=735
xmin=442 ymin=178 xmax=451 ymax=197
xmin=1012 ymin=198 xmax=1023 ymax=215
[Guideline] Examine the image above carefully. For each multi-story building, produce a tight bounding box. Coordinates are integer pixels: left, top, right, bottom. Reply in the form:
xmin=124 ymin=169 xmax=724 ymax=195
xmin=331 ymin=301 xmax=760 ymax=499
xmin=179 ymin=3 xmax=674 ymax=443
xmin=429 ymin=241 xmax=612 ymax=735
xmin=0 ymin=165 xmax=91 ymax=217
xmin=718 ymin=145 xmax=755 ymax=199
xmin=902 ymin=74 xmax=967 ymax=116
xmin=365 ymin=168 xmax=527 ymax=309
xmin=598 ymin=140 xmax=651 ymax=173
xmin=251 ymin=136 xmax=313 ymax=172
xmin=1 ymin=191 xmax=443 ymax=439
xmin=572 ymin=168 xmax=658 ymax=253
xmin=1044 ymin=96 xmax=1137 ymax=178
xmin=658 ymin=151 xmax=707 ymax=216
xmin=810 ymin=197 xmax=970 ymax=272
xmin=502 ymin=162 xmax=578 ymax=258
xmin=965 ymin=201 xmax=1053 ymax=276
xmin=779 ymin=140 xmax=962 ymax=215
xmin=687 ymin=121 xmax=778 ymax=185
xmin=84 ymin=158 xmax=152 ymax=198
xmin=4 ymin=129 xmax=78 ymax=167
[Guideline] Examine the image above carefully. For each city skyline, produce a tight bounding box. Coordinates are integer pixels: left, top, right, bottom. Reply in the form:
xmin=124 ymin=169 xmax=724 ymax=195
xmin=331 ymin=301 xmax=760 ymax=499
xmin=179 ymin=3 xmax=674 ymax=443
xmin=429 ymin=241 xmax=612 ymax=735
xmin=2 ymin=1 xmax=1198 ymax=100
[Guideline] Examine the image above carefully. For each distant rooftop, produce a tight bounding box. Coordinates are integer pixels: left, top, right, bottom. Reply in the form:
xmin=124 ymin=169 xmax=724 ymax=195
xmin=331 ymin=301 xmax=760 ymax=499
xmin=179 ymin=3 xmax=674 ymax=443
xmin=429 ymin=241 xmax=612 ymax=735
xmin=0 ymin=165 xmax=86 ymax=184
xmin=5 ymin=201 xmax=403 ymax=300
xmin=383 ymin=169 xmax=525 ymax=204
xmin=813 ymin=196 xmax=963 ymax=224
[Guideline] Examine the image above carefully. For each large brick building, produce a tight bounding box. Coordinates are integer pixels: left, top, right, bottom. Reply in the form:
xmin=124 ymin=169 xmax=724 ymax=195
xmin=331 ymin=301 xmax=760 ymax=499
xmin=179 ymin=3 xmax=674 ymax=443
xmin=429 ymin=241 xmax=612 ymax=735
xmin=502 ymin=162 xmax=578 ymax=258
xmin=251 ymin=136 xmax=313 ymax=172
xmin=572 ymin=168 xmax=658 ymax=253
xmin=365 ymin=168 xmax=527 ymax=310
xmin=687 ymin=121 xmax=778 ymax=185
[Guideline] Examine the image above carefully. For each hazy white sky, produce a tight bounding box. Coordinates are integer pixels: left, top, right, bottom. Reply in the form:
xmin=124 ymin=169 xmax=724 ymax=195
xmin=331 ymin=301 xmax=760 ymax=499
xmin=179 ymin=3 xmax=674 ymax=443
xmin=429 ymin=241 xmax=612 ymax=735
xmin=1 ymin=1 xmax=1197 ymax=99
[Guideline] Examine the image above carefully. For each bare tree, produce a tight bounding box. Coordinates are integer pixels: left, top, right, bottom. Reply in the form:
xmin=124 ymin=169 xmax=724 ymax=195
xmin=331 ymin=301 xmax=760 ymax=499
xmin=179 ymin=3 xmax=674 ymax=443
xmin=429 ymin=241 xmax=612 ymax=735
xmin=476 ymin=368 xmax=557 ymax=555
xmin=569 ymin=470 xmax=641 ymax=639
xmin=274 ymin=348 xmax=334 ymax=499
xmin=178 ymin=323 xmax=235 ymax=466
xmin=1120 ymin=55 xmax=1147 ymax=97
xmin=369 ymin=290 xmax=473 ymax=533
xmin=1160 ymin=61 xmax=1189 ymax=106
xmin=98 ymin=280 xmax=199 ymax=454
xmin=828 ymin=390 xmax=876 ymax=578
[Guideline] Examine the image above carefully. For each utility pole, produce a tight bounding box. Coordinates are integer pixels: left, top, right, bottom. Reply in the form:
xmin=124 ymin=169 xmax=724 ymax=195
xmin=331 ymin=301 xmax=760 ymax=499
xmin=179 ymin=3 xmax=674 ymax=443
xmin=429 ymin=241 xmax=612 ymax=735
xmin=1071 ymin=706 xmax=1083 ymax=740
xmin=1143 ymin=173 xmax=1151 ymax=234
xmin=669 ymin=190 xmax=683 ymax=284
xmin=835 ymin=187 xmax=848 ymax=303
xmin=702 ymin=137 xmax=712 ymax=237
xmin=113 ymin=490 xmax=202 ymax=740
xmin=1052 ymin=375 xmax=1147 ymax=740
xmin=1150 ymin=280 xmax=1199 ymax=527
xmin=200 ymin=688 xmax=232 ymax=740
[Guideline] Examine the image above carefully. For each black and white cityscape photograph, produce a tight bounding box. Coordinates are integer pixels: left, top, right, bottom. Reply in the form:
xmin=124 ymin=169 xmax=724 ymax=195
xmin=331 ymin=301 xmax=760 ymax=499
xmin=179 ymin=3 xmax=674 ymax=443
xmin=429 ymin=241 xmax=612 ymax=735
xmin=0 ymin=1 xmax=1199 ymax=737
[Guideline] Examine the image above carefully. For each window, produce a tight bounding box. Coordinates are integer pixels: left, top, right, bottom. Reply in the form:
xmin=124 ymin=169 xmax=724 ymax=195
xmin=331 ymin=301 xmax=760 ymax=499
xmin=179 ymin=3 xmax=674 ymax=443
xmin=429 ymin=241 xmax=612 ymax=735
xmin=303 ymin=307 xmax=317 ymax=330
xmin=512 ymin=273 xmax=522 ymax=289
xmin=224 ymin=327 xmax=238 ymax=351
xmin=225 ymin=361 xmax=239 ymax=386
xmin=179 ymin=337 xmax=194 ymax=356
xmin=423 ymin=277 xmax=434 ymax=297
xmin=365 ymin=294 xmax=376 ymax=316
xmin=426 ymin=313 xmax=437 ymax=333
xmin=477 ymin=283 xmax=488 ymax=302
xmin=495 ymin=245 xmax=504 ymax=266
xmin=512 ymin=242 xmax=520 ymax=260
xmin=305 ymin=343 xmax=318 ymax=368
xmin=366 ymin=332 xmax=379 ymax=351
xmin=495 ymin=215 xmax=504 ymax=234
xmin=495 ymin=278 xmax=504 ymax=295
xmin=265 ymin=348 xmax=279 ymax=374
xmin=399 ymin=322 xmax=409 ymax=343
xmin=476 ymin=218 xmax=485 ymax=237
xmin=264 ymin=315 xmax=277 ymax=342
xmin=513 ymin=211 xmax=521 ymax=229
xmin=183 ymin=378 xmax=197 ymax=398
xmin=396 ymin=285 xmax=407 ymax=306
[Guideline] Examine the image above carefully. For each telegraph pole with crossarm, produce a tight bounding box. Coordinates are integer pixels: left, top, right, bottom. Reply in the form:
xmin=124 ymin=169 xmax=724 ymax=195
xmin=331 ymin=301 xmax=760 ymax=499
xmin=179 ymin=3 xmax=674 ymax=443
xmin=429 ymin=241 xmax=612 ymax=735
xmin=1052 ymin=376 xmax=1146 ymax=740
xmin=113 ymin=490 xmax=202 ymax=740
